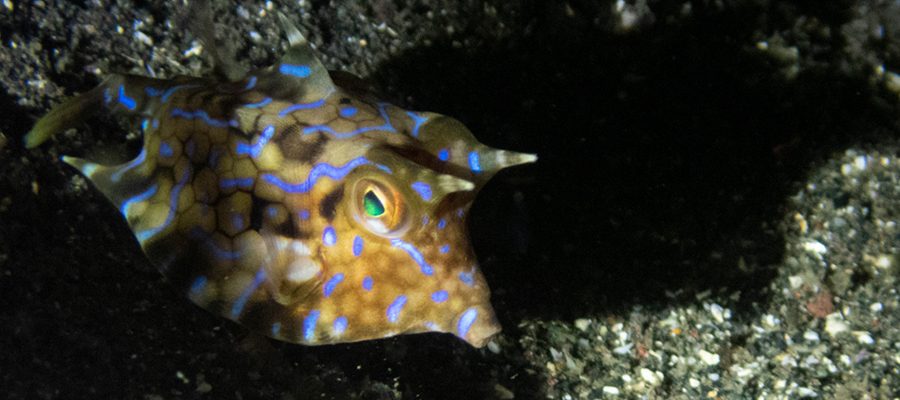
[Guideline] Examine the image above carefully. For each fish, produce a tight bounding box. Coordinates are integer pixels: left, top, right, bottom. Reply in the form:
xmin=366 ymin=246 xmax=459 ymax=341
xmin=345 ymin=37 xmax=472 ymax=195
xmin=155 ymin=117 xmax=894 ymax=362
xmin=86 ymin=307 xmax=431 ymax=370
xmin=24 ymin=14 xmax=536 ymax=348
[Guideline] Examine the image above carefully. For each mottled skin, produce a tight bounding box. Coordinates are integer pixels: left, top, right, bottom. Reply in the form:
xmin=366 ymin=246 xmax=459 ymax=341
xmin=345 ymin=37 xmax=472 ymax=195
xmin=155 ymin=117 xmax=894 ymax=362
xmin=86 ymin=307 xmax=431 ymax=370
xmin=25 ymin=16 xmax=535 ymax=347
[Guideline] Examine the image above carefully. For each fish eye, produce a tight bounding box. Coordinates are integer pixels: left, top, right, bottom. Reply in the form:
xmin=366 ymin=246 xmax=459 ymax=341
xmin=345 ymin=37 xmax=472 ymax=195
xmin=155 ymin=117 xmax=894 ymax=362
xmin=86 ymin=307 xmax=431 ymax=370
xmin=363 ymin=190 xmax=385 ymax=217
xmin=353 ymin=179 xmax=407 ymax=236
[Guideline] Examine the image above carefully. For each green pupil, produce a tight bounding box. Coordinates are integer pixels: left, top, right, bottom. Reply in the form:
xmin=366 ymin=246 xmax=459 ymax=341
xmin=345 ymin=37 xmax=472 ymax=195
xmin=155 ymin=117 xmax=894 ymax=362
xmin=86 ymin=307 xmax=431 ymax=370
xmin=364 ymin=190 xmax=385 ymax=217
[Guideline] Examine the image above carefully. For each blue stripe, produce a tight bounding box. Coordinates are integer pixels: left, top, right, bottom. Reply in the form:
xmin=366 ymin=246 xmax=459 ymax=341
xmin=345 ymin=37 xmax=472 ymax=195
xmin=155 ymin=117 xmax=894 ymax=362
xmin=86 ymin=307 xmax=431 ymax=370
xmin=352 ymin=236 xmax=364 ymax=257
xmin=243 ymin=97 xmax=273 ymax=108
xmin=333 ymin=316 xmax=348 ymax=334
xmin=457 ymin=308 xmax=478 ymax=339
xmin=119 ymin=184 xmax=158 ymax=217
xmin=263 ymin=157 xmax=370 ymax=193
xmin=301 ymin=103 xmax=397 ymax=138
xmin=323 ymin=273 xmax=344 ymax=297
xmin=303 ymin=310 xmax=320 ymax=341
xmin=161 ymin=84 xmax=199 ymax=102
xmin=236 ymin=125 xmax=275 ymax=158
xmin=278 ymin=98 xmax=328 ymax=118
xmin=118 ymin=86 xmax=136 ymax=109
xmin=406 ymin=111 xmax=428 ymax=137
xmin=280 ymin=64 xmax=311 ymax=77
xmin=136 ymin=166 xmax=190 ymax=243
xmin=387 ymin=295 xmax=407 ymax=323
xmin=171 ymin=108 xmax=238 ymax=128
xmin=411 ymin=181 xmax=432 ymax=201
xmin=468 ymin=152 xmax=482 ymax=172
xmin=231 ymin=269 xmax=266 ymax=318
xmin=390 ymin=239 xmax=434 ymax=275
xmin=220 ymin=177 xmax=254 ymax=188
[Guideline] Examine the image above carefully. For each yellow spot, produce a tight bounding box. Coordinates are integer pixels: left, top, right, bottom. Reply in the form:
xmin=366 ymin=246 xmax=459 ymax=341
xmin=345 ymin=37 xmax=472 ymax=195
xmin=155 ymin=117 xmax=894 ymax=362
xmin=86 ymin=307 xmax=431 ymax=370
xmin=255 ymin=145 xmax=283 ymax=171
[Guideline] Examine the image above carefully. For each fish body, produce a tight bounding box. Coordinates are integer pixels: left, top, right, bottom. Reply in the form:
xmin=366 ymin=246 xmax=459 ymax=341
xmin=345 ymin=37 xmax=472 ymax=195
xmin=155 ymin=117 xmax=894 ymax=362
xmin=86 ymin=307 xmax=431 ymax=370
xmin=25 ymin=16 xmax=535 ymax=347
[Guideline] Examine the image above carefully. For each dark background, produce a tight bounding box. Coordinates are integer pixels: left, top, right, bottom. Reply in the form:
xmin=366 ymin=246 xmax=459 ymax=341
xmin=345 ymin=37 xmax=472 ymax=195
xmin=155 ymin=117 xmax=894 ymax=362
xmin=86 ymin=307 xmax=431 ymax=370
xmin=2 ymin=0 xmax=899 ymax=398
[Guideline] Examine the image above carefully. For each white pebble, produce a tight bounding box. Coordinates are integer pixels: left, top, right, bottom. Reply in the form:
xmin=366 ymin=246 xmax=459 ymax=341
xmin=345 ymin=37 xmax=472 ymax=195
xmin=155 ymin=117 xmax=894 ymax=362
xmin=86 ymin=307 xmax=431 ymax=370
xmin=699 ymin=350 xmax=720 ymax=365
xmin=825 ymin=312 xmax=848 ymax=335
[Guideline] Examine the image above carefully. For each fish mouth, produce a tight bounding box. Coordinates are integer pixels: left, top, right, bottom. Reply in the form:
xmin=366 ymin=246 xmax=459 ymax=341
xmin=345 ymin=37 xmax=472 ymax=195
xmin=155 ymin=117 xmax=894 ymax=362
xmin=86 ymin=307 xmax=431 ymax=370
xmin=457 ymin=305 xmax=502 ymax=348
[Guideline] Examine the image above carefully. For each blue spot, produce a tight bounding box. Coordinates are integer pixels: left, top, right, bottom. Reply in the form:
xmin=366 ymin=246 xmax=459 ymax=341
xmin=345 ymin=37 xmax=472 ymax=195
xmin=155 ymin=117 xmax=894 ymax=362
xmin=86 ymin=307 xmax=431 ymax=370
xmin=263 ymin=157 xmax=370 ymax=193
xmin=141 ymin=120 xmax=149 ymax=131
xmin=333 ymin=316 xmax=348 ymax=335
xmin=120 ymin=184 xmax=157 ymax=217
xmin=103 ymin=88 xmax=111 ymax=106
xmin=323 ymin=273 xmax=344 ymax=297
xmin=146 ymin=87 xmax=164 ymax=96
xmin=267 ymin=206 xmax=278 ymax=216
xmin=236 ymin=125 xmax=275 ymax=157
xmin=136 ymin=166 xmax=190 ymax=243
xmin=299 ymin=210 xmax=310 ymax=220
xmin=243 ymin=97 xmax=272 ymax=108
xmin=375 ymin=164 xmax=392 ymax=174
xmin=323 ymin=226 xmax=337 ymax=246
xmin=422 ymin=216 xmax=429 ymax=226
xmin=457 ymin=308 xmax=478 ymax=339
xmin=280 ymin=63 xmax=311 ymax=77
xmin=438 ymin=149 xmax=449 ymax=161
xmin=459 ymin=267 xmax=475 ymax=286
xmin=189 ymin=276 xmax=207 ymax=296
xmin=220 ymin=177 xmax=253 ymax=188
xmin=245 ymin=76 xmax=257 ymax=90
xmin=431 ymin=290 xmax=448 ymax=303
xmin=387 ymin=295 xmax=407 ymax=323
xmin=278 ymin=98 xmax=328 ymax=118
xmin=159 ymin=142 xmax=173 ymax=157
xmin=152 ymin=119 xmax=159 ymax=129
xmin=440 ymin=245 xmax=450 ymax=253
xmin=457 ymin=209 xmax=464 ymax=218
xmin=353 ymin=236 xmax=364 ymax=257
xmin=171 ymin=108 xmax=234 ymax=128
xmin=161 ymin=85 xmax=199 ymax=102
xmin=272 ymin=322 xmax=281 ymax=335
xmin=118 ymin=86 xmax=136 ymax=109
xmin=424 ymin=321 xmax=439 ymax=331
xmin=301 ymin=103 xmax=396 ymax=138
xmin=231 ymin=214 xmax=244 ymax=229
xmin=406 ymin=111 xmax=428 ymax=137
xmin=231 ymin=269 xmax=265 ymax=318
xmin=340 ymin=107 xmax=357 ymax=117
xmin=362 ymin=277 xmax=373 ymax=291
xmin=390 ymin=239 xmax=434 ymax=275
xmin=303 ymin=310 xmax=320 ymax=341
xmin=468 ymin=152 xmax=482 ymax=172
xmin=209 ymin=150 xmax=219 ymax=167
xmin=437 ymin=219 xmax=446 ymax=229
xmin=411 ymin=181 xmax=432 ymax=201
xmin=109 ymin=149 xmax=147 ymax=182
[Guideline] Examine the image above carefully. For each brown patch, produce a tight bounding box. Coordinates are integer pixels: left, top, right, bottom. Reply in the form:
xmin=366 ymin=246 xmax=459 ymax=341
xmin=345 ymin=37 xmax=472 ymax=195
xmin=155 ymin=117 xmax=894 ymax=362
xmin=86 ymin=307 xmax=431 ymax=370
xmin=805 ymin=289 xmax=833 ymax=318
xmin=318 ymin=185 xmax=344 ymax=221
xmin=276 ymin=127 xmax=328 ymax=163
